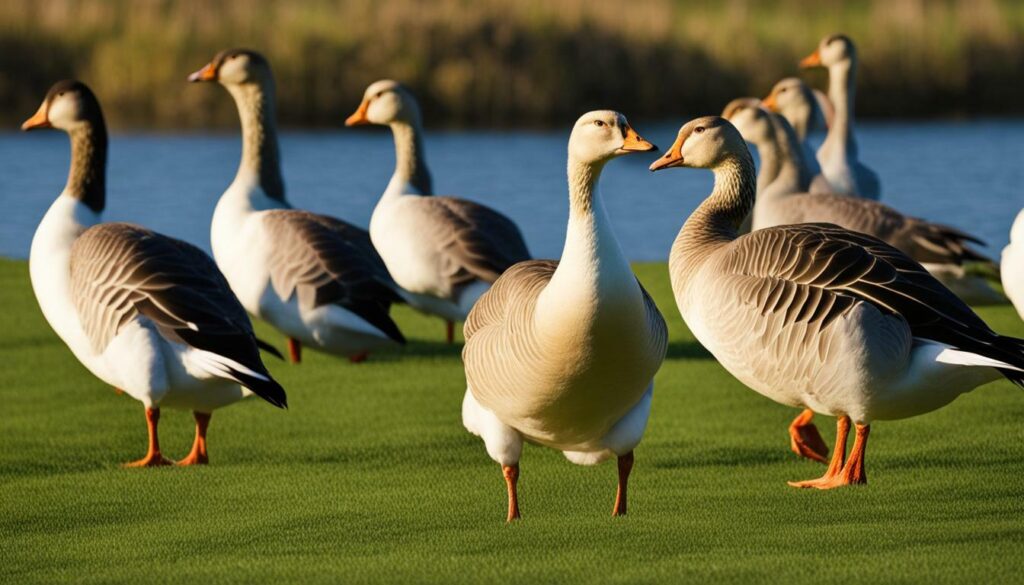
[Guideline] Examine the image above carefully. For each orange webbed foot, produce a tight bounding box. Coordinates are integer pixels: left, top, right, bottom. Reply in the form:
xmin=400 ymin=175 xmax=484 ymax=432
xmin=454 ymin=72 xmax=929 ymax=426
xmin=123 ymin=452 xmax=174 ymax=467
xmin=789 ymin=409 xmax=829 ymax=463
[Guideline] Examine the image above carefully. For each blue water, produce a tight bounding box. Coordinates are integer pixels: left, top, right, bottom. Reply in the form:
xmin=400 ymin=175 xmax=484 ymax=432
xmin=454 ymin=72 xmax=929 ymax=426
xmin=1 ymin=120 xmax=1021 ymax=262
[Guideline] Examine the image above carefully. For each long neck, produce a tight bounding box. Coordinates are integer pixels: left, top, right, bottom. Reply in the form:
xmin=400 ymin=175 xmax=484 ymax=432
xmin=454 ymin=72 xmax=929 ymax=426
xmin=227 ymin=81 xmax=285 ymax=202
xmin=384 ymin=120 xmax=433 ymax=199
xmin=753 ymin=136 xmax=780 ymax=195
xmin=671 ymin=152 xmax=756 ymax=288
xmin=786 ymin=103 xmax=810 ymax=142
xmin=822 ymin=60 xmax=857 ymax=158
xmin=536 ymin=157 xmax=636 ymax=331
xmin=769 ymin=117 xmax=813 ymax=196
xmin=65 ymin=122 xmax=106 ymax=213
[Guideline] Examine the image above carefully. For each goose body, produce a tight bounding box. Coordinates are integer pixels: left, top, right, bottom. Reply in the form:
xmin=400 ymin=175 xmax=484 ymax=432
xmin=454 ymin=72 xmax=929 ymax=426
xmin=24 ymin=81 xmax=285 ymax=465
xmin=1004 ymin=209 xmax=1024 ymax=320
xmin=346 ymin=80 xmax=530 ymax=341
xmin=760 ymin=79 xmax=832 ymax=195
xmin=652 ymin=116 xmax=1024 ymax=488
xmin=191 ymin=50 xmax=404 ymax=363
xmin=461 ymin=112 xmax=666 ymax=520
xmin=725 ymin=101 xmax=1003 ymax=305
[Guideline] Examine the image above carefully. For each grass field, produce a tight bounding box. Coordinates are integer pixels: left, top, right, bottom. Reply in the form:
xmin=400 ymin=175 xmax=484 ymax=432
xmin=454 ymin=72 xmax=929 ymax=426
xmin=1 ymin=257 xmax=1023 ymax=583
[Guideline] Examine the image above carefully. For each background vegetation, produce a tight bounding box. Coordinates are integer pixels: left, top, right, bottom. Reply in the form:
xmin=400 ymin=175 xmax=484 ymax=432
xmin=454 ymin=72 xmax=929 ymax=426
xmin=1 ymin=0 xmax=1023 ymax=128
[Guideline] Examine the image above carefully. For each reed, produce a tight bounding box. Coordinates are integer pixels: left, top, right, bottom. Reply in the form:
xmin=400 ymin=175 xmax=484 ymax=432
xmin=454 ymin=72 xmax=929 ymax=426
xmin=1 ymin=0 xmax=1022 ymax=129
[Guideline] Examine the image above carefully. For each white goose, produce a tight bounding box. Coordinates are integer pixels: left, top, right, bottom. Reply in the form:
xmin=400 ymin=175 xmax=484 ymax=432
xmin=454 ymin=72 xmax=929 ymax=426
xmin=345 ymin=80 xmax=531 ymax=343
xmin=188 ymin=50 xmax=405 ymax=364
xmin=1004 ymin=209 xmax=1024 ymax=320
xmin=461 ymin=111 xmax=666 ymax=520
xmin=726 ymin=101 xmax=1004 ymax=306
xmin=651 ymin=116 xmax=1024 ymax=489
xmin=773 ymin=35 xmax=881 ymax=200
xmin=23 ymin=80 xmax=287 ymax=466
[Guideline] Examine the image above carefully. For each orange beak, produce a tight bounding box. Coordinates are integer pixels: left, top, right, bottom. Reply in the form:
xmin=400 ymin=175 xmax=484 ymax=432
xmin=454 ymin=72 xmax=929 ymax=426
xmin=619 ymin=124 xmax=656 ymax=153
xmin=21 ymin=102 xmax=50 ymax=131
xmin=345 ymin=100 xmax=371 ymax=126
xmin=187 ymin=62 xmax=218 ymax=82
xmin=799 ymin=49 xmax=822 ymax=68
xmin=761 ymin=92 xmax=779 ymax=112
xmin=649 ymin=133 xmax=685 ymax=171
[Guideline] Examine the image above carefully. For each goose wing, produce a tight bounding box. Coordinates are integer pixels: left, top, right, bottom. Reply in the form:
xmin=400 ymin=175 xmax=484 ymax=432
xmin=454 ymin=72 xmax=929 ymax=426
xmin=721 ymin=223 xmax=1023 ymax=381
xmin=421 ymin=197 xmax=531 ymax=291
xmin=69 ymin=223 xmax=286 ymax=407
xmin=263 ymin=210 xmax=405 ymax=343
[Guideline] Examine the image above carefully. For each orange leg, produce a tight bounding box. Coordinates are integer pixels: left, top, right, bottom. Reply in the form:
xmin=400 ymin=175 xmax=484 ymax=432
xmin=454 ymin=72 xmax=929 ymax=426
xmin=789 ymin=415 xmax=849 ymax=488
xmin=832 ymin=423 xmax=870 ymax=487
xmin=123 ymin=407 xmax=173 ymax=467
xmin=446 ymin=321 xmax=455 ymax=344
xmin=789 ymin=408 xmax=829 ymax=463
xmin=287 ymin=337 xmax=302 ymax=364
xmin=503 ymin=464 xmax=521 ymax=522
xmin=113 ymin=387 xmax=124 ymax=395
xmin=349 ymin=351 xmax=369 ymax=363
xmin=612 ymin=450 xmax=634 ymax=517
xmin=177 ymin=411 xmax=212 ymax=466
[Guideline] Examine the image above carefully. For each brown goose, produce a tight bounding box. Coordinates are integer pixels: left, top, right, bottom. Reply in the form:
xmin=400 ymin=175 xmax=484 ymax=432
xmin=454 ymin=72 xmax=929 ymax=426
xmin=189 ymin=49 xmax=405 ymax=364
xmin=651 ymin=116 xmax=1024 ymax=489
xmin=346 ymin=80 xmax=531 ymax=344
xmin=24 ymin=80 xmax=286 ymax=466
xmin=462 ymin=111 xmax=666 ymax=520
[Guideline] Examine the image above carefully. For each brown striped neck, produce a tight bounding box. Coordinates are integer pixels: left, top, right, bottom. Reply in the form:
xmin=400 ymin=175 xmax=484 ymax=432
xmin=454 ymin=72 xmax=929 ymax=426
xmin=65 ymin=121 xmax=107 ymax=213
xmin=227 ymin=81 xmax=286 ymax=202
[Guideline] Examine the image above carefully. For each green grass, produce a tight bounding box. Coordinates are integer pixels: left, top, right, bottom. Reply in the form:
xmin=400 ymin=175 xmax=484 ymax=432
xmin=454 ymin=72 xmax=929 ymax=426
xmin=1 ymin=257 xmax=1023 ymax=583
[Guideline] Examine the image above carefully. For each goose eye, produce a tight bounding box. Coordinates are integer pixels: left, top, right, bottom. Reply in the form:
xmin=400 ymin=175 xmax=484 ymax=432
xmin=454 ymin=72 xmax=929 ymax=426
xmin=780 ymin=88 xmax=787 ymax=93
xmin=594 ymin=120 xmax=605 ymax=127
xmin=695 ymin=126 xmax=705 ymax=134
xmin=376 ymin=91 xmax=383 ymax=99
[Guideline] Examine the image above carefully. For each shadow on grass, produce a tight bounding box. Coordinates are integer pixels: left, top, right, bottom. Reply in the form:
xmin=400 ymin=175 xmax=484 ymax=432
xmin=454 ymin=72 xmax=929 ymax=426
xmin=666 ymin=341 xmax=712 ymax=360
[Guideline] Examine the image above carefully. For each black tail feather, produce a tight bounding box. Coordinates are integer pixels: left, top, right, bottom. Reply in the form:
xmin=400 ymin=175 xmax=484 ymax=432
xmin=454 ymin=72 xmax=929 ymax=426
xmin=255 ymin=337 xmax=284 ymax=360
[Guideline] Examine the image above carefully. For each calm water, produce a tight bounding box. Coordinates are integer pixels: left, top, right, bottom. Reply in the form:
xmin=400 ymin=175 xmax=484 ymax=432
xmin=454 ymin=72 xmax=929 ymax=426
xmin=1 ymin=121 xmax=1021 ymax=262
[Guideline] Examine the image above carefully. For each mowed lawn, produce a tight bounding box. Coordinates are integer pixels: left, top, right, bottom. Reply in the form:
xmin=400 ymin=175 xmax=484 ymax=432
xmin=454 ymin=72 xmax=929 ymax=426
xmin=1 ymin=257 xmax=1023 ymax=584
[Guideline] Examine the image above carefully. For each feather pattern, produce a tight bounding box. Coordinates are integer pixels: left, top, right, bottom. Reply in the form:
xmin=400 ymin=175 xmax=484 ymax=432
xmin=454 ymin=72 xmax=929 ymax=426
xmin=69 ymin=222 xmax=286 ymax=407
xmin=262 ymin=210 xmax=405 ymax=343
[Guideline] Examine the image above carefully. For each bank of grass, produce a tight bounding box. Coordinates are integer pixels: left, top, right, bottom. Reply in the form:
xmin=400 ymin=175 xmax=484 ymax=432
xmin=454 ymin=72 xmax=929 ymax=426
xmin=1 ymin=0 xmax=1023 ymax=129
xmin=1 ymin=258 xmax=1023 ymax=583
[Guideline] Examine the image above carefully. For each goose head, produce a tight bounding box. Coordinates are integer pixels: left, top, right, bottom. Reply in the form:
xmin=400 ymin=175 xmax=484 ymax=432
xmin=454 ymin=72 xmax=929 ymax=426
xmin=345 ymin=80 xmax=421 ymax=127
xmin=761 ymin=78 xmax=815 ymax=115
xmin=568 ymin=110 xmax=656 ymax=167
xmin=721 ymin=98 xmax=773 ymax=145
xmin=21 ymin=80 xmax=104 ymax=132
xmin=800 ymin=34 xmax=856 ymax=69
xmin=649 ymin=116 xmax=747 ymax=171
xmin=188 ymin=49 xmax=273 ymax=87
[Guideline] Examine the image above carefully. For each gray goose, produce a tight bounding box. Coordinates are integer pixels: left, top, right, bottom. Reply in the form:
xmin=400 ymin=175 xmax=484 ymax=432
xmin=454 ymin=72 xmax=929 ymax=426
xmin=346 ymin=80 xmax=531 ymax=344
xmin=189 ymin=49 xmax=405 ymax=364
xmin=651 ymin=116 xmax=1024 ymax=489
xmin=24 ymin=80 xmax=286 ymax=466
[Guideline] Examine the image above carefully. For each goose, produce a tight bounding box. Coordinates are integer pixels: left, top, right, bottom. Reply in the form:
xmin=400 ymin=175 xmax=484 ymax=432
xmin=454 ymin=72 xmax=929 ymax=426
xmin=1004 ymin=209 xmax=1024 ymax=320
xmin=23 ymin=81 xmax=287 ymax=466
xmin=345 ymin=80 xmax=531 ymax=343
xmin=188 ymin=49 xmax=405 ymax=364
xmin=725 ymin=100 xmax=1004 ymax=306
xmin=769 ymin=35 xmax=881 ymax=200
xmin=651 ymin=116 xmax=1024 ymax=488
xmin=461 ymin=111 xmax=666 ymax=520
xmin=759 ymin=80 xmax=832 ymax=195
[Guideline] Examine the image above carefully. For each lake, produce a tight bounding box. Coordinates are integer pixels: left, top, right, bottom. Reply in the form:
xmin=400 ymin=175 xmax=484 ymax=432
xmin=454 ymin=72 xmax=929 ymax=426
xmin=1 ymin=120 xmax=1021 ymax=262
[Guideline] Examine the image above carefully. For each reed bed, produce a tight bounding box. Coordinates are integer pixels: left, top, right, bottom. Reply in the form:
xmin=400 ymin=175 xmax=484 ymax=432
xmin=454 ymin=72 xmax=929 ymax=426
xmin=0 ymin=0 xmax=1022 ymax=129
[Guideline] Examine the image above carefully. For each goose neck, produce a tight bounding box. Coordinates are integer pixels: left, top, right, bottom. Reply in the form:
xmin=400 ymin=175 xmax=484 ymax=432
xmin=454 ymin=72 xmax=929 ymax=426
xmin=770 ymin=118 xmax=813 ymax=195
xmin=824 ymin=60 xmax=857 ymax=156
xmin=64 ymin=122 xmax=107 ymax=213
xmin=227 ymin=81 xmax=285 ymax=202
xmin=673 ymin=152 xmax=756 ymax=283
xmin=385 ymin=120 xmax=433 ymax=199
